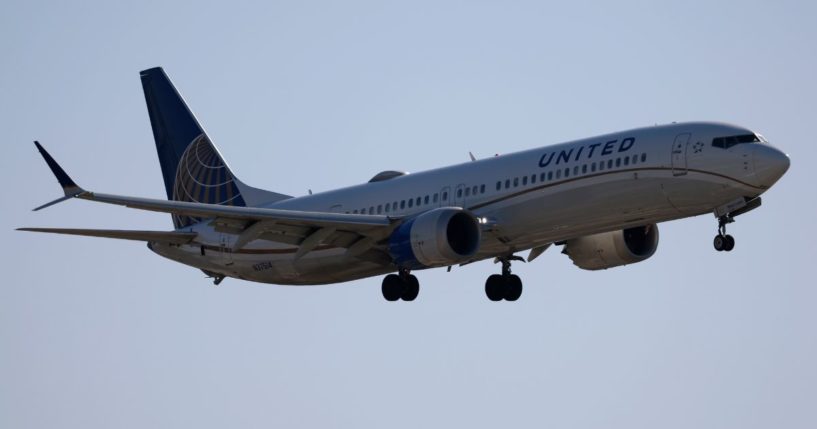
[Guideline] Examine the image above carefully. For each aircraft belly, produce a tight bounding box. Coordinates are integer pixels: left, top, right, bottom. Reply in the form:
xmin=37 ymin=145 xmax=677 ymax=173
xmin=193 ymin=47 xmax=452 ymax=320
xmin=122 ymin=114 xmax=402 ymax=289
xmin=151 ymin=243 xmax=392 ymax=285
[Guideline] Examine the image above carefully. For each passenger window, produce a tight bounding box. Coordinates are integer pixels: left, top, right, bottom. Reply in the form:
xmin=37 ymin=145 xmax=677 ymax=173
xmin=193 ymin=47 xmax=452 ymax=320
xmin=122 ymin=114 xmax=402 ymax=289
xmin=623 ymin=157 xmax=629 ymax=166
xmin=547 ymin=171 xmax=553 ymax=180
xmin=480 ymin=184 xmax=485 ymax=194
xmin=393 ymin=202 xmax=398 ymax=211
xmin=582 ymin=165 xmax=587 ymax=174
xmin=369 ymin=207 xmax=374 ymax=214
xmin=540 ymin=172 xmax=546 ymax=182
xmin=513 ymin=178 xmax=519 ymax=187
xmin=377 ymin=205 xmax=382 ymax=214
xmin=457 ymin=189 xmax=463 ymax=198
xmin=531 ymin=174 xmax=536 ymax=184
xmin=591 ymin=162 xmax=596 ymax=172
xmin=522 ymin=176 xmax=528 ymax=186
xmin=424 ymin=195 xmax=429 ymax=204
xmin=632 ymin=154 xmax=638 ymax=164
xmin=608 ymin=159 xmax=613 ymax=169
xmin=408 ymin=199 xmax=413 ymax=208
xmin=443 ymin=191 xmax=448 ymax=200
xmin=505 ymin=179 xmax=510 ymax=189
xmin=616 ymin=158 xmax=621 ymax=167
xmin=400 ymin=200 xmax=405 ymax=209
xmin=573 ymin=166 xmax=579 ymax=175
xmin=564 ymin=168 xmax=570 ymax=177
xmin=416 ymin=197 xmax=421 ymax=206
xmin=641 ymin=153 xmax=647 ymax=162
xmin=556 ymin=170 xmax=562 ymax=179
xmin=496 ymin=181 xmax=502 ymax=191
xmin=353 ymin=209 xmax=358 ymax=214
xmin=384 ymin=204 xmax=389 ymax=213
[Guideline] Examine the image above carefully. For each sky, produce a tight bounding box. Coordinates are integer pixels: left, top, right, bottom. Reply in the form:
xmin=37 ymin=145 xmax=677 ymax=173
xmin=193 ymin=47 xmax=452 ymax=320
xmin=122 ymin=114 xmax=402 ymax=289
xmin=1 ymin=1 xmax=816 ymax=428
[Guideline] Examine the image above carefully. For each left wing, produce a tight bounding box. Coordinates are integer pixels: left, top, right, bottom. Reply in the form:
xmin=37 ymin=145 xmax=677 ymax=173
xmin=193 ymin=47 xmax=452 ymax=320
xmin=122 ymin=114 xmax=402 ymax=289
xmin=24 ymin=142 xmax=401 ymax=257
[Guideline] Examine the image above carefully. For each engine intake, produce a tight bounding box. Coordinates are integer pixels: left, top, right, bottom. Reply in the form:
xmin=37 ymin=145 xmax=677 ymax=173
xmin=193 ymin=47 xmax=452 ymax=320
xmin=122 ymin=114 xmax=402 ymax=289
xmin=563 ymin=224 xmax=659 ymax=270
xmin=388 ymin=208 xmax=481 ymax=269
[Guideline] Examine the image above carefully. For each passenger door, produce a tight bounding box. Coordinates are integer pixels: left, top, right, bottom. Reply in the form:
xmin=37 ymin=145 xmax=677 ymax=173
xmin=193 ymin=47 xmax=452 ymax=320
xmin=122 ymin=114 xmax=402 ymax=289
xmin=453 ymin=184 xmax=467 ymax=208
xmin=439 ymin=186 xmax=450 ymax=207
xmin=671 ymin=133 xmax=691 ymax=176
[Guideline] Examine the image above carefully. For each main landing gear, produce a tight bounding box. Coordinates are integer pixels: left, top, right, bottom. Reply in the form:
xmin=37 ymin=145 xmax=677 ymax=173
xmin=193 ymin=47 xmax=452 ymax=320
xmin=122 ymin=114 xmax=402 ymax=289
xmin=713 ymin=215 xmax=736 ymax=252
xmin=485 ymin=256 xmax=524 ymax=301
xmin=381 ymin=269 xmax=420 ymax=301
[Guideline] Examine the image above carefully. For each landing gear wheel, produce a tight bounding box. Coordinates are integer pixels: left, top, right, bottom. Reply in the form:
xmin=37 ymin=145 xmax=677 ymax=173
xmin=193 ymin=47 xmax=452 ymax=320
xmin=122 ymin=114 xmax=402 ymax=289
xmin=713 ymin=235 xmax=726 ymax=251
xmin=401 ymin=275 xmax=419 ymax=301
xmin=723 ymin=234 xmax=735 ymax=252
xmin=504 ymin=275 xmax=523 ymax=301
xmin=714 ymin=215 xmax=737 ymax=252
xmin=485 ymin=274 xmax=504 ymax=301
xmin=381 ymin=274 xmax=403 ymax=301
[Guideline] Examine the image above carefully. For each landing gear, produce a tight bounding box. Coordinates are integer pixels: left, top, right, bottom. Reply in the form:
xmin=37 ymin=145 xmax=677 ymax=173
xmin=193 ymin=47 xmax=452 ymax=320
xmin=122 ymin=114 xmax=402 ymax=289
xmin=381 ymin=269 xmax=419 ymax=301
xmin=485 ymin=257 xmax=524 ymax=301
xmin=713 ymin=215 xmax=736 ymax=252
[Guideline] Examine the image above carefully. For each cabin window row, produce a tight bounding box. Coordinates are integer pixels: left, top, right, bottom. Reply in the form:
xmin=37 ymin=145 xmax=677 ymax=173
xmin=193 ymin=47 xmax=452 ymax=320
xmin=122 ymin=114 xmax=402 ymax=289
xmin=348 ymin=152 xmax=648 ymax=215
xmin=495 ymin=153 xmax=648 ymax=191
xmin=352 ymin=191 xmax=448 ymax=215
xmin=349 ymin=183 xmax=493 ymax=215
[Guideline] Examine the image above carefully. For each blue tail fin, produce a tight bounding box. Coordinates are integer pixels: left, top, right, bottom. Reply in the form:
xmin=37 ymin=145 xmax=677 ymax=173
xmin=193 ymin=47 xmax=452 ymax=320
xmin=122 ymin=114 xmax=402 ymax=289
xmin=140 ymin=67 xmax=290 ymax=228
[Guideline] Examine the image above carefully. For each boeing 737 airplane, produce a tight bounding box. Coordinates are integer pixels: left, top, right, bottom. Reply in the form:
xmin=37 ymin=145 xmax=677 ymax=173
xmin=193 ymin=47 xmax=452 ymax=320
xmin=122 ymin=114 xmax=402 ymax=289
xmin=20 ymin=67 xmax=790 ymax=301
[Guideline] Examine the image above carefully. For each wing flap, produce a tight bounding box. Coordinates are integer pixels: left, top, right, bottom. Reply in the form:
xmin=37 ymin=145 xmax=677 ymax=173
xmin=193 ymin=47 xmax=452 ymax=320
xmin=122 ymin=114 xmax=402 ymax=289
xmin=17 ymin=228 xmax=197 ymax=244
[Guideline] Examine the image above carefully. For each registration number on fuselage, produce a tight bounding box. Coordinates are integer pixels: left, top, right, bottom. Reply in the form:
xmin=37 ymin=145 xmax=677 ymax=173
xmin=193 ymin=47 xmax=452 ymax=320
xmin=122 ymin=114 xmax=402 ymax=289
xmin=252 ymin=261 xmax=273 ymax=272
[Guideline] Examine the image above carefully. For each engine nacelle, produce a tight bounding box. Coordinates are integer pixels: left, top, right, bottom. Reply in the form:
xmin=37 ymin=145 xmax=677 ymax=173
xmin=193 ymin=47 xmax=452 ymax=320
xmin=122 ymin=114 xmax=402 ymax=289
xmin=388 ymin=207 xmax=481 ymax=269
xmin=563 ymin=224 xmax=659 ymax=270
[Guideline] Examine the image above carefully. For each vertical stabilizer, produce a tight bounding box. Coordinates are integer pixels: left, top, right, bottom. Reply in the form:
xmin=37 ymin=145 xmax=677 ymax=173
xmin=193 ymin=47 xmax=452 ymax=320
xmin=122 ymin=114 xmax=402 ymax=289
xmin=139 ymin=67 xmax=290 ymax=228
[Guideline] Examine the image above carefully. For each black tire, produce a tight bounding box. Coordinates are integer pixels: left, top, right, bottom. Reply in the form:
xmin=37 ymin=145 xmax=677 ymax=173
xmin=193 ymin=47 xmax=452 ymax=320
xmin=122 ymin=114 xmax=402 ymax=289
xmin=505 ymin=275 xmax=523 ymax=301
xmin=485 ymin=274 xmax=504 ymax=301
xmin=723 ymin=235 xmax=735 ymax=252
xmin=381 ymin=274 xmax=403 ymax=301
xmin=401 ymin=275 xmax=420 ymax=301
xmin=713 ymin=235 xmax=725 ymax=251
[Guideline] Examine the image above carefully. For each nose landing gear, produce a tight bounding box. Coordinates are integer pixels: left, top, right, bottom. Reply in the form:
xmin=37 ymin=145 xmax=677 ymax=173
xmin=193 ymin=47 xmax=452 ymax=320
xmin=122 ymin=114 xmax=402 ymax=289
xmin=713 ymin=215 xmax=736 ymax=252
xmin=485 ymin=256 xmax=524 ymax=301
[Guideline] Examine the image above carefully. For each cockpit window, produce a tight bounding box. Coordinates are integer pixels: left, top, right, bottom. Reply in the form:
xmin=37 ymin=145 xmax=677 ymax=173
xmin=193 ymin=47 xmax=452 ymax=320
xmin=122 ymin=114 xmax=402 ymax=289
xmin=712 ymin=134 xmax=760 ymax=149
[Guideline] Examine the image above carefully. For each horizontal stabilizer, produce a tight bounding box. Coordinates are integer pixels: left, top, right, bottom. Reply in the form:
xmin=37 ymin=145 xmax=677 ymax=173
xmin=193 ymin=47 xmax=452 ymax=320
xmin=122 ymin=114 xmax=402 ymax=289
xmin=17 ymin=228 xmax=197 ymax=244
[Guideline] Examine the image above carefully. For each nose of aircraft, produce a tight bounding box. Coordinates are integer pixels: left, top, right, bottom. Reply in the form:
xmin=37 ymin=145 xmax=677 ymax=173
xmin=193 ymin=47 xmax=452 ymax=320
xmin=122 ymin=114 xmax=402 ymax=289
xmin=753 ymin=144 xmax=790 ymax=188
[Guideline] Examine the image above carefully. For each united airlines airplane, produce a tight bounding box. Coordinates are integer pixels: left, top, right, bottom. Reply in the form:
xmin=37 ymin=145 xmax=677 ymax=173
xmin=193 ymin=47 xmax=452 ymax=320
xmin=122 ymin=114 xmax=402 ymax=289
xmin=20 ymin=67 xmax=790 ymax=301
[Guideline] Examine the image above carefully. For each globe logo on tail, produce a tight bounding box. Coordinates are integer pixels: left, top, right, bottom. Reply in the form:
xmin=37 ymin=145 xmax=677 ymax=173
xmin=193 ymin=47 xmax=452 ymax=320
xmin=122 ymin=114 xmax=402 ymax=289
xmin=172 ymin=134 xmax=245 ymax=228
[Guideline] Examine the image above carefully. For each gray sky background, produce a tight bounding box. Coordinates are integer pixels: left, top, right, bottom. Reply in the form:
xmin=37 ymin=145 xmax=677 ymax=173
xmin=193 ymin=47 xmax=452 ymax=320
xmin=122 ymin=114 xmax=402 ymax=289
xmin=2 ymin=1 xmax=815 ymax=428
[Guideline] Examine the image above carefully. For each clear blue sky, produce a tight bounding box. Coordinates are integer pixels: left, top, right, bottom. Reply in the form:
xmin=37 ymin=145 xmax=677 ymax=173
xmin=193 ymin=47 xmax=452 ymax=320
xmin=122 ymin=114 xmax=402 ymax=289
xmin=2 ymin=1 xmax=815 ymax=428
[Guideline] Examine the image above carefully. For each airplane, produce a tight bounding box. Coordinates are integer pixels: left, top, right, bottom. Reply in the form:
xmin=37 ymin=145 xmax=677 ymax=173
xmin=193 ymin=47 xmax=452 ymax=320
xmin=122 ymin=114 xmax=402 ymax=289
xmin=19 ymin=67 xmax=790 ymax=301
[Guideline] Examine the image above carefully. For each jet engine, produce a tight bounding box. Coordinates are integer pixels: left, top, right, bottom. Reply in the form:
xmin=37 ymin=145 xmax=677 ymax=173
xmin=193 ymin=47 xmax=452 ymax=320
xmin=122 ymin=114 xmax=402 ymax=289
xmin=388 ymin=207 xmax=481 ymax=269
xmin=562 ymin=224 xmax=659 ymax=270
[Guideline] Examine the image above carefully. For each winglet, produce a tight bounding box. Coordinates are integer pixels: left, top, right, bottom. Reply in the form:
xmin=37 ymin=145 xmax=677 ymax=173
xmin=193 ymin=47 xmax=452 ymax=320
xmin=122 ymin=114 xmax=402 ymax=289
xmin=32 ymin=141 xmax=85 ymax=211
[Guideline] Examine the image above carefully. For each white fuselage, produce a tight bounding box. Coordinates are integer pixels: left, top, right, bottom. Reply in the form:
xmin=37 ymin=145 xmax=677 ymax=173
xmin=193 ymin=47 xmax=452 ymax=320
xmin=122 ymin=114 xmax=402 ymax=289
xmin=149 ymin=122 xmax=787 ymax=284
